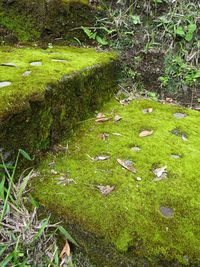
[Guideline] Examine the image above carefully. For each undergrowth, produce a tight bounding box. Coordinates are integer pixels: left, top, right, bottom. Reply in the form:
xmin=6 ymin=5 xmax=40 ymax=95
xmin=0 ymin=149 xmax=88 ymax=267
xmin=82 ymin=0 xmax=200 ymax=104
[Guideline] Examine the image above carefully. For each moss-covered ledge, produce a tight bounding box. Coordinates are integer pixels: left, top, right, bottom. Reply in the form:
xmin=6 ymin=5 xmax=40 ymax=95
xmin=32 ymin=99 xmax=200 ymax=266
xmin=0 ymin=0 xmax=96 ymax=43
xmin=0 ymin=46 xmax=118 ymax=161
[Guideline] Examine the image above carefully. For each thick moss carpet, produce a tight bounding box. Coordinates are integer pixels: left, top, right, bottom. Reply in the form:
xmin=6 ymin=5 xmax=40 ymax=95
xmin=32 ymin=98 xmax=200 ymax=265
xmin=0 ymin=46 xmax=116 ymax=118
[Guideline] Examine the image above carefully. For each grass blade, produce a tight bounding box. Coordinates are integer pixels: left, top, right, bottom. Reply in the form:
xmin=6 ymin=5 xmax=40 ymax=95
xmin=17 ymin=172 xmax=31 ymax=204
xmin=34 ymin=217 xmax=50 ymax=241
xmin=0 ymin=251 xmax=14 ymax=267
xmin=19 ymin=149 xmax=32 ymax=161
xmin=0 ymin=175 xmax=5 ymax=200
xmin=58 ymin=226 xmax=78 ymax=246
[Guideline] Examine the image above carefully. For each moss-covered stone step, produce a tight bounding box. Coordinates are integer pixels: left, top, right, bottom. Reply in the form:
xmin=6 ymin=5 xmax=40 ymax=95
xmin=0 ymin=0 xmax=95 ymax=43
xmin=0 ymin=46 xmax=117 ymax=159
xmin=32 ymin=99 xmax=200 ymax=266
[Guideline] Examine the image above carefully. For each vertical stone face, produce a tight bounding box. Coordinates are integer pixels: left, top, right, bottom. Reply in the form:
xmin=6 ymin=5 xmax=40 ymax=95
xmin=0 ymin=0 xmax=95 ymax=42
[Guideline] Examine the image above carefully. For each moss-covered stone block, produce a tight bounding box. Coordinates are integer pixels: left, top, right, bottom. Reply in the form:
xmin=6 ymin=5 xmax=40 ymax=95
xmin=0 ymin=0 xmax=95 ymax=43
xmin=32 ymin=99 xmax=200 ymax=266
xmin=0 ymin=46 xmax=118 ymax=160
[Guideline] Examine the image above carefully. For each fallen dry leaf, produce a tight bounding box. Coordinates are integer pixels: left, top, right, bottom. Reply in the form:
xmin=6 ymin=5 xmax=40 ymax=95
xmin=57 ymin=176 xmax=76 ymax=185
xmin=96 ymin=112 xmax=105 ymax=119
xmin=97 ymin=185 xmax=115 ymax=196
xmin=100 ymin=133 xmax=109 ymax=140
xmin=51 ymin=169 xmax=58 ymax=175
xmin=114 ymin=115 xmax=122 ymax=122
xmin=153 ymin=166 xmax=167 ymax=181
xmin=29 ymin=171 xmax=40 ymax=179
xmin=95 ymin=112 xmax=111 ymax=123
xmin=139 ymin=130 xmax=153 ymax=137
xmin=117 ymin=159 xmax=137 ymax=173
xmin=95 ymin=117 xmax=111 ymax=123
xmin=60 ymin=241 xmax=71 ymax=261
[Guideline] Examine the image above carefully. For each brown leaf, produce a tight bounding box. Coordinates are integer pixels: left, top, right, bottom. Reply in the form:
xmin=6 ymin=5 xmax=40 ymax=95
xmin=100 ymin=133 xmax=109 ymax=140
xmin=139 ymin=130 xmax=153 ymax=137
xmin=117 ymin=159 xmax=137 ymax=173
xmin=57 ymin=176 xmax=76 ymax=185
xmin=153 ymin=166 xmax=167 ymax=181
xmin=96 ymin=112 xmax=105 ymax=119
xmin=51 ymin=169 xmax=58 ymax=175
xmin=95 ymin=117 xmax=111 ymax=123
xmin=114 ymin=115 xmax=122 ymax=122
xmin=97 ymin=185 xmax=115 ymax=196
xmin=95 ymin=113 xmax=111 ymax=123
xmin=60 ymin=241 xmax=70 ymax=259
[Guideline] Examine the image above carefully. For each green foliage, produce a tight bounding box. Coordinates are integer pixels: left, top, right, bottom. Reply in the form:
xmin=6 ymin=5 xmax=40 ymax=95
xmin=0 ymin=149 xmax=78 ymax=266
xmin=81 ymin=26 xmax=109 ymax=46
xmin=159 ymin=54 xmax=200 ymax=93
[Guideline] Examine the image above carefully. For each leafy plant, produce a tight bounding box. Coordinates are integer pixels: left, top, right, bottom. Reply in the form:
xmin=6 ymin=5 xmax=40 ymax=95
xmin=81 ymin=26 xmax=108 ymax=46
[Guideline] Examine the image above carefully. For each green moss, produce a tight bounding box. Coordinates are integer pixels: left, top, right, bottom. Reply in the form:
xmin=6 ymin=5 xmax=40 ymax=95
xmin=0 ymin=46 xmax=117 ymax=117
xmin=32 ymin=99 xmax=200 ymax=265
xmin=0 ymin=0 xmax=94 ymax=43
xmin=0 ymin=46 xmax=118 ymax=159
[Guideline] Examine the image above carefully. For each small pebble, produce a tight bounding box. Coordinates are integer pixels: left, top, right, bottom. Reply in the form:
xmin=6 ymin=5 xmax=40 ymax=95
xmin=30 ymin=61 xmax=42 ymax=66
xmin=174 ymin=113 xmax=187 ymax=119
xmin=0 ymin=81 xmax=11 ymax=88
xmin=52 ymin=59 xmax=68 ymax=63
xmin=160 ymin=206 xmax=174 ymax=218
xmin=171 ymin=154 xmax=181 ymax=159
xmin=1 ymin=63 xmax=16 ymax=67
xmin=22 ymin=70 xmax=31 ymax=77
xmin=182 ymin=134 xmax=188 ymax=141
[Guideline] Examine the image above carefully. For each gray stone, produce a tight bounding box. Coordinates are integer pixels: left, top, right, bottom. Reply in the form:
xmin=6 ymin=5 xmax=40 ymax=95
xmin=174 ymin=113 xmax=187 ymax=119
xmin=52 ymin=59 xmax=68 ymax=63
xmin=1 ymin=63 xmax=16 ymax=67
xmin=22 ymin=70 xmax=31 ymax=77
xmin=171 ymin=154 xmax=181 ymax=159
xmin=0 ymin=81 xmax=11 ymax=88
xmin=30 ymin=61 xmax=42 ymax=66
xmin=160 ymin=206 xmax=174 ymax=218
